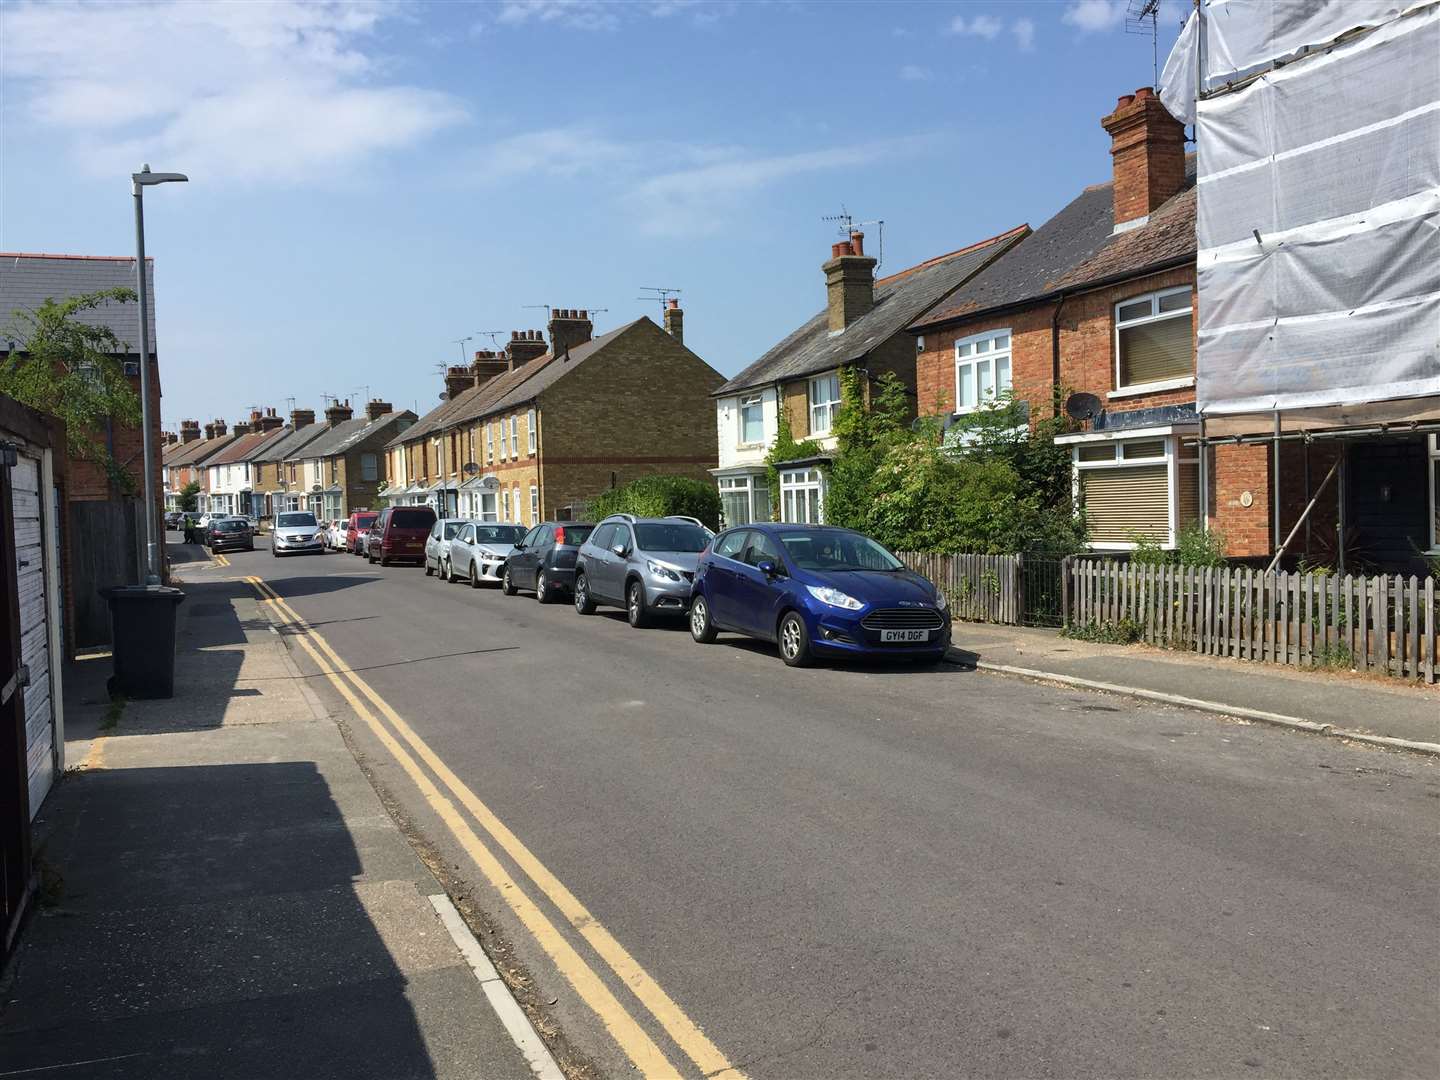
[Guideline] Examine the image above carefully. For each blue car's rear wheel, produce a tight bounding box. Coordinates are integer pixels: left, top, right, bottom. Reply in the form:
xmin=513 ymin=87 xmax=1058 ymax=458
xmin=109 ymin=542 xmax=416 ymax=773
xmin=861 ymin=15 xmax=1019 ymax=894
xmin=778 ymin=612 xmax=812 ymax=667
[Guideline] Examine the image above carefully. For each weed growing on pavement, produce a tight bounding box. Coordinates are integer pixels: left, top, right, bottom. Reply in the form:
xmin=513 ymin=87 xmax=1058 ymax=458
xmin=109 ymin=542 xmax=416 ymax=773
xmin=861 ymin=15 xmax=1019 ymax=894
xmin=100 ymin=694 xmax=126 ymax=731
xmin=1063 ymin=618 xmax=1143 ymax=645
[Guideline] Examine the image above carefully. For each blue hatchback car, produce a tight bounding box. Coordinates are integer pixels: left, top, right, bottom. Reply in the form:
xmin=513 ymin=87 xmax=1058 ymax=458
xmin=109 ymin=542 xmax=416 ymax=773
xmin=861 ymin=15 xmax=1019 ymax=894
xmin=689 ymin=524 xmax=951 ymax=666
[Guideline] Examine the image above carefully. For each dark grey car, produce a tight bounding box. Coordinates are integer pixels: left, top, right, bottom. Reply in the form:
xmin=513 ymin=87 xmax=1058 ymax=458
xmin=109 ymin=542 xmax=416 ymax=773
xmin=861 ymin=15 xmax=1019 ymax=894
xmin=501 ymin=522 xmax=594 ymax=603
xmin=572 ymin=514 xmax=712 ymax=627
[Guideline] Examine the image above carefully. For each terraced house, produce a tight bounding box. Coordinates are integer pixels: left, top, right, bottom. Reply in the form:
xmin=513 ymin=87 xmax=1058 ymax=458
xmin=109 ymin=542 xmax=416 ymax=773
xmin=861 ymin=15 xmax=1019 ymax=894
xmin=285 ymin=399 xmax=414 ymax=520
xmin=387 ymin=306 xmax=721 ymax=524
xmin=202 ymin=409 xmax=287 ymax=517
xmin=710 ymin=225 xmax=1028 ymax=526
xmin=251 ymin=409 xmax=330 ymax=518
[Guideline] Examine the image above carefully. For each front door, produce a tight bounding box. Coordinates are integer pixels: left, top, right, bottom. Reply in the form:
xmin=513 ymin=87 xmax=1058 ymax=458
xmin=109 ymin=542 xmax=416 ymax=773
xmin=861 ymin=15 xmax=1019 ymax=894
xmin=1347 ymin=437 xmax=1429 ymax=571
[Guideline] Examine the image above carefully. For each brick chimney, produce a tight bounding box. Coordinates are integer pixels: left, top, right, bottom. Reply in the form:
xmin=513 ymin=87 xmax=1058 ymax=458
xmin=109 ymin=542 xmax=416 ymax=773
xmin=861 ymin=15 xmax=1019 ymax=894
xmin=547 ymin=308 xmax=593 ymax=356
xmin=1101 ymin=86 xmax=1186 ymax=230
xmin=232 ymin=421 xmax=252 ymax=436
xmin=259 ymin=410 xmax=285 ymax=432
xmin=212 ymin=419 xmax=227 ymax=438
xmin=365 ymin=398 xmax=393 ymax=420
xmin=162 ymin=430 xmax=177 ymax=446
xmin=180 ymin=419 xmax=201 ymax=443
xmin=324 ymin=400 xmax=353 ymax=427
xmin=663 ymin=299 xmax=684 ymax=344
xmin=823 ymin=232 xmax=877 ymax=332
xmin=291 ymin=408 xmax=316 ymax=430
xmin=472 ymin=350 xmax=510 ymax=388
xmin=204 ymin=422 xmax=215 ymax=440
xmin=505 ymin=329 xmax=548 ymax=371
xmin=445 ymin=366 xmax=474 ymax=400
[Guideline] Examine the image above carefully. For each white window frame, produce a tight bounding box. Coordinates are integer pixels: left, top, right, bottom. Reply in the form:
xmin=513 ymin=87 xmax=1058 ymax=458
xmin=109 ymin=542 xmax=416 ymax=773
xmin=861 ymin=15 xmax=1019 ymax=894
xmin=514 ymin=484 xmax=524 ymax=524
xmin=508 ymin=417 xmax=518 ymax=458
xmin=485 ymin=424 xmax=495 ymax=464
xmin=808 ymin=373 xmax=841 ymax=436
xmin=953 ymin=328 xmax=1012 ymax=414
xmin=1070 ymin=432 xmax=1198 ymax=551
xmin=1113 ymin=286 xmax=1194 ymax=395
xmin=737 ymin=393 xmax=765 ymax=447
xmin=778 ymin=466 xmax=826 ymax=524
xmin=530 ymin=484 xmax=539 ymax=522
xmin=527 ymin=409 xmax=537 ymax=455
xmin=501 ymin=487 xmax=511 ymax=520
xmin=717 ymin=474 xmax=772 ymax=526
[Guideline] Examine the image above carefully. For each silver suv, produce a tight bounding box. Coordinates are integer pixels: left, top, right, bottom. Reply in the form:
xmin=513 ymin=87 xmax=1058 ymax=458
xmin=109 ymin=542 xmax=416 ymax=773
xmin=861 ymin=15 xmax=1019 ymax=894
xmin=573 ymin=514 xmax=713 ymax=627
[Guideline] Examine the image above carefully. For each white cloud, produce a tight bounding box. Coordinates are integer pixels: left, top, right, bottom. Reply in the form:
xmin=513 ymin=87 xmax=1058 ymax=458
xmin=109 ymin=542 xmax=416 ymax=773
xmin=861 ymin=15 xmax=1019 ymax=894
xmin=899 ymin=64 xmax=933 ymax=82
xmin=3 ymin=1 xmax=465 ymax=184
xmin=493 ymin=0 xmax=734 ymax=31
xmin=1012 ymin=17 xmax=1036 ymax=51
xmin=1062 ymin=0 xmax=1128 ymax=33
xmin=947 ymin=14 xmax=1004 ymax=40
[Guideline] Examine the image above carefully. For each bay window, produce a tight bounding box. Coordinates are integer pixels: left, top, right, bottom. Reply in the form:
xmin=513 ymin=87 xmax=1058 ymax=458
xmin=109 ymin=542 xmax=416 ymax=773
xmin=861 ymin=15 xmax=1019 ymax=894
xmin=718 ymin=474 xmax=771 ymax=526
xmin=779 ymin=466 xmax=826 ymax=524
xmin=954 ymin=329 xmax=1012 ymax=413
xmin=808 ymin=373 xmax=841 ymax=436
xmin=1070 ymin=432 xmax=1199 ymax=549
xmin=1114 ymin=287 xmax=1194 ymax=392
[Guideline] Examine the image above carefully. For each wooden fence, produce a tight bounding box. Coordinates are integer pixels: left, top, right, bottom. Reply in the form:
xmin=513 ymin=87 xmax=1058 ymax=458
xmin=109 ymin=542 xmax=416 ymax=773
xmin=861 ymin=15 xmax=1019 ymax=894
xmin=68 ymin=498 xmax=143 ymax=648
xmin=1069 ymin=560 xmax=1438 ymax=683
xmin=897 ymin=553 xmax=1022 ymax=625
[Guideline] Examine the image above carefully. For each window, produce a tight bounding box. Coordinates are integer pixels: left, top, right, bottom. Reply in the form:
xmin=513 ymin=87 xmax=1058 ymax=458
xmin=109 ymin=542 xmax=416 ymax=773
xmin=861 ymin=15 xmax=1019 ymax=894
xmin=501 ymin=487 xmax=511 ymax=520
xmin=715 ymin=530 xmax=750 ymax=560
xmin=520 ymin=526 xmax=543 ymax=548
xmin=738 ymin=394 xmax=765 ymax=445
xmin=954 ymin=329 xmax=1012 ymax=413
xmin=460 ymin=524 xmax=475 ymax=544
xmin=742 ymin=530 xmax=783 ymax=568
xmin=808 ymin=373 xmax=841 ymax=435
xmin=590 ymin=523 xmax=617 ymax=550
xmin=478 ymin=491 xmax=497 ymax=522
xmin=1115 ymin=287 xmax=1193 ymax=390
xmin=485 ymin=425 xmax=494 ymax=464
xmin=360 ymin=453 xmax=378 ymax=481
xmin=514 ymin=483 xmax=523 ymax=524
xmin=509 ymin=417 xmax=518 ymax=458
xmin=527 ymin=409 xmax=537 ymax=455
xmin=717 ymin=475 xmax=772 ymax=526
xmin=530 ymin=484 xmax=539 ymax=522
xmin=1071 ymin=434 xmax=1198 ymax=549
xmin=779 ymin=467 xmax=826 ymax=524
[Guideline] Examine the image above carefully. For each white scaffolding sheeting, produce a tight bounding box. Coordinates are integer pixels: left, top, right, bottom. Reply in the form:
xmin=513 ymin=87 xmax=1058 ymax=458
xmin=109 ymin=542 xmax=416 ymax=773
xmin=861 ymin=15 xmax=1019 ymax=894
xmin=1203 ymin=0 xmax=1406 ymax=87
xmin=1184 ymin=2 xmax=1440 ymax=415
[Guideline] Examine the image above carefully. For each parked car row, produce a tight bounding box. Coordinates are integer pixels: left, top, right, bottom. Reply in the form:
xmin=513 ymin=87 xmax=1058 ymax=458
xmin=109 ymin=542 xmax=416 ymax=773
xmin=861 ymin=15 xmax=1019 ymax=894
xmin=388 ymin=507 xmax=952 ymax=668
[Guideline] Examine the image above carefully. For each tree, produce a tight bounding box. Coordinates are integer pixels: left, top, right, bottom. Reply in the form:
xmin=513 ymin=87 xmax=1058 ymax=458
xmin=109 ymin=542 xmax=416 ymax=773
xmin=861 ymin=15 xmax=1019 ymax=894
xmin=1 ymin=287 xmax=144 ymax=493
xmin=179 ymin=480 xmax=201 ymax=512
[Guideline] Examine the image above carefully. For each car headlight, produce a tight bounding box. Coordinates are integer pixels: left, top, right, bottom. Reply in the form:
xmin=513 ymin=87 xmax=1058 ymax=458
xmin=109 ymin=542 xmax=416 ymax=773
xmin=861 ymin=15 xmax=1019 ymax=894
xmin=805 ymin=584 xmax=863 ymax=610
xmin=934 ymin=589 xmax=948 ymax=610
xmin=647 ymin=560 xmax=681 ymax=581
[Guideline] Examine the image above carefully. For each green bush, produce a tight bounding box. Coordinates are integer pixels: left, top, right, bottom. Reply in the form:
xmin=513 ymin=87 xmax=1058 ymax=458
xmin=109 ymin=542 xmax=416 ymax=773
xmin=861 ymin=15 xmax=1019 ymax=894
xmin=587 ymin=475 xmax=722 ymax=530
xmin=1175 ymin=523 xmax=1228 ymax=567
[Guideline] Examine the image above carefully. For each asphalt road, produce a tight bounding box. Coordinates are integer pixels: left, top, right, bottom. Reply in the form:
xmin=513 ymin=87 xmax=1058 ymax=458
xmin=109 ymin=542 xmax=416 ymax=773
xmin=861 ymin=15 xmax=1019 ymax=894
xmin=226 ymin=537 xmax=1439 ymax=1079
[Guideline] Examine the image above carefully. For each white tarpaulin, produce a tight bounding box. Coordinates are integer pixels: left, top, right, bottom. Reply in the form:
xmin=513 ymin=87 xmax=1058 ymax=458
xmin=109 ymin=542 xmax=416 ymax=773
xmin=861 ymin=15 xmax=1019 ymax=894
xmin=1183 ymin=1 xmax=1440 ymax=414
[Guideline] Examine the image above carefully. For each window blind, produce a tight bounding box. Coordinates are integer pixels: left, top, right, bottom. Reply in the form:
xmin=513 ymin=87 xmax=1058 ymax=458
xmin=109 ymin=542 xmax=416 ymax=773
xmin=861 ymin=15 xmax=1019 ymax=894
xmin=1082 ymin=464 xmax=1169 ymax=542
xmin=1119 ymin=313 xmax=1193 ymax=386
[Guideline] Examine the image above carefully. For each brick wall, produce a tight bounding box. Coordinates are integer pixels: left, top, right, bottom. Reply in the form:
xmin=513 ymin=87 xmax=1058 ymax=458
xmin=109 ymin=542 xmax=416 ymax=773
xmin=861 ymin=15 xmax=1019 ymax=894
xmin=1210 ymin=443 xmax=1271 ymax=558
xmin=67 ymin=357 xmax=163 ymax=507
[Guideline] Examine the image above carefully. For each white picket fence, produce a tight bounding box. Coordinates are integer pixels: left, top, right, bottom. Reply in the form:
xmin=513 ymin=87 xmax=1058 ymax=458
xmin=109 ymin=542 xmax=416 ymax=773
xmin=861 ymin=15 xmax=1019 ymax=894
xmin=896 ymin=552 xmax=1022 ymax=624
xmin=1069 ymin=561 xmax=1438 ymax=683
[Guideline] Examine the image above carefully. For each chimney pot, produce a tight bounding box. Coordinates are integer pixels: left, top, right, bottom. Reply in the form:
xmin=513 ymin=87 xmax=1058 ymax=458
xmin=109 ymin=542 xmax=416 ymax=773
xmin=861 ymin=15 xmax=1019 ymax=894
xmin=822 ymin=242 xmax=877 ymax=332
xmin=831 ymin=240 xmax=854 ymax=259
xmin=1117 ymin=93 xmax=1135 ymax=109
xmin=663 ymin=300 xmax=684 ymax=345
xmin=365 ymin=398 xmax=392 ymax=420
xmin=1134 ymin=86 xmax=1154 ymax=100
xmin=850 ymin=231 xmax=865 ymax=257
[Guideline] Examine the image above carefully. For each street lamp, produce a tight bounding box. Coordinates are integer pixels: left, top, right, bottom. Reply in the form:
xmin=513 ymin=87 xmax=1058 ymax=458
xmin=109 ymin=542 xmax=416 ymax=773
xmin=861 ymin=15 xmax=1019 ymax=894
xmin=133 ymin=164 xmax=188 ymax=584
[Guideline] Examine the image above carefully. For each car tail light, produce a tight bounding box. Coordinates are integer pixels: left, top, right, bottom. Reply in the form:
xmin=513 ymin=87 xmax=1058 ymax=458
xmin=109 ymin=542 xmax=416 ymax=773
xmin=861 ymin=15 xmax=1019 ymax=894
xmin=554 ymin=526 xmax=565 ymax=546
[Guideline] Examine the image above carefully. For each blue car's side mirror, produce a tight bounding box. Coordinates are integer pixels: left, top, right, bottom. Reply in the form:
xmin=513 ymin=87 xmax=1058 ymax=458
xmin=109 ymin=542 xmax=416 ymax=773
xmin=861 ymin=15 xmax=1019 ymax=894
xmin=757 ymin=559 xmax=781 ymax=578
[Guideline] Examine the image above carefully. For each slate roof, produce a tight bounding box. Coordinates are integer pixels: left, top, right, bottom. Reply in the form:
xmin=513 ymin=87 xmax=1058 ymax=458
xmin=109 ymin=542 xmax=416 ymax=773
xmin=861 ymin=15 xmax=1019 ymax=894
xmin=714 ymin=227 xmax=1029 ymax=397
xmin=0 ymin=253 xmax=158 ymax=353
xmin=205 ymin=427 xmax=287 ymax=467
xmin=386 ymin=318 xmax=658 ymax=448
xmin=165 ymin=434 xmax=236 ymax=469
xmin=253 ymin=422 xmax=331 ymax=464
xmin=912 ymin=158 xmax=1197 ymax=331
xmin=290 ymin=411 xmax=414 ymax=460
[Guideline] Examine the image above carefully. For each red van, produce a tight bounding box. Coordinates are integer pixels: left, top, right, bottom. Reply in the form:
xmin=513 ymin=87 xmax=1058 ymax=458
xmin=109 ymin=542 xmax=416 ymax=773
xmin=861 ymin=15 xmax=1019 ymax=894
xmin=346 ymin=510 xmax=379 ymax=555
xmin=366 ymin=506 xmax=437 ymax=566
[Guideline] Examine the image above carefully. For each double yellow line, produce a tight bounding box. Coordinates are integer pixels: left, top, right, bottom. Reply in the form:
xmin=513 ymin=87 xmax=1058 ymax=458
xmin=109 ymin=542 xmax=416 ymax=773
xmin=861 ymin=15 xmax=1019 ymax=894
xmin=244 ymin=575 xmax=743 ymax=1080
xmin=212 ymin=552 xmax=231 ymax=567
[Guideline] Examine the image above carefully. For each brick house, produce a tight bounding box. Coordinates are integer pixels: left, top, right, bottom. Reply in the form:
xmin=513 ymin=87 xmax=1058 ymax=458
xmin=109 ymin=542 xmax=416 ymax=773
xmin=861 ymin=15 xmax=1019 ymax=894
xmin=911 ymin=88 xmax=1206 ymax=553
xmin=282 ymin=399 xmax=414 ymax=521
xmin=251 ymin=409 xmax=331 ymax=518
xmin=387 ymin=307 xmax=723 ymax=524
xmin=710 ymin=226 xmax=1028 ymax=526
xmin=161 ymin=420 xmax=237 ymax=511
xmin=200 ymin=409 xmax=288 ymax=517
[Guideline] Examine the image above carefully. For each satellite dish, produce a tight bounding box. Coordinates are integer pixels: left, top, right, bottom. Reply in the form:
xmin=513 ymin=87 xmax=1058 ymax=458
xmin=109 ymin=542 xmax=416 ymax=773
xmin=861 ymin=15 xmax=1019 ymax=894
xmin=479 ymin=476 xmax=500 ymax=491
xmin=438 ymin=391 xmax=450 ymax=402
xmin=462 ymin=462 xmax=480 ymax=476
xmin=1064 ymin=392 xmax=1104 ymax=421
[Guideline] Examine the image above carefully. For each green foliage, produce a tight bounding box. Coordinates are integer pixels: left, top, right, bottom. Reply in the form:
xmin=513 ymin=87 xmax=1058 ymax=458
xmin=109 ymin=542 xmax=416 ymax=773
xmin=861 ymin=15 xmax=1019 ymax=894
xmin=1064 ymin=617 xmax=1143 ymax=645
xmin=1129 ymin=534 xmax=1169 ymax=566
xmin=762 ymin=396 xmax=823 ymax=517
xmin=1129 ymin=524 xmax=1229 ymax=568
xmin=1 ymin=288 xmax=143 ymax=494
xmin=587 ymin=475 xmax=722 ymax=530
xmin=179 ymin=480 xmax=201 ymax=512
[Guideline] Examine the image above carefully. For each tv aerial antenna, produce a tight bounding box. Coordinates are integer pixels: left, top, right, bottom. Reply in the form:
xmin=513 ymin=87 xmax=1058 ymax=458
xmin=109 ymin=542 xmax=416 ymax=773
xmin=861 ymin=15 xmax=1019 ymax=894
xmin=451 ymin=335 xmax=473 ymax=362
xmin=636 ymin=287 xmax=682 ymax=314
xmin=1126 ymin=0 xmax=1163 ymax=87
xmin=475 ymin=330 xmax=506 ymax=350
xmin=822 ymin=204 xmax=886 ymax=271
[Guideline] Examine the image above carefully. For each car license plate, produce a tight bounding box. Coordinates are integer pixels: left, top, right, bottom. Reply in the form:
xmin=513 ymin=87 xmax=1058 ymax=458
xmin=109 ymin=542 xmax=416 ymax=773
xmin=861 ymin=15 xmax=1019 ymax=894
xmin=881 ymin=628 xmax=929 ymax=643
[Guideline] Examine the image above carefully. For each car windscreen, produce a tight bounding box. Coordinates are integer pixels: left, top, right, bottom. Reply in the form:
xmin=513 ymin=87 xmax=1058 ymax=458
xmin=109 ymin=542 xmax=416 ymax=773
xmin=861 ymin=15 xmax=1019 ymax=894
xmin=214 ymin=520 xmax=248 ymax=532
xmin=391 ymin=509 xmax=436 ymax=529
xmin=633 ymin=523 xmax=710 ymax=553
xmin=779 ymin=531 xmax=903 ymax=572
xmin=277 ymin=513 xmax=317 ymax=528
xmin=474 ymin=525 xmax=524 ymax=545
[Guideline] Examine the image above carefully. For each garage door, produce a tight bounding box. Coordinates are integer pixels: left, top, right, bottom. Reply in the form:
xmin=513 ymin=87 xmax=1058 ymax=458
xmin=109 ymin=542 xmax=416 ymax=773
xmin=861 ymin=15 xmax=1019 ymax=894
xmin=11 ymin=454 xmax=54 ymax=818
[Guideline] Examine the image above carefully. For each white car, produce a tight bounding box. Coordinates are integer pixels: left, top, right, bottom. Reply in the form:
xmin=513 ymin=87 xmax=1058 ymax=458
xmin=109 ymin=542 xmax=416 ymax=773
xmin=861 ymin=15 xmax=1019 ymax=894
xmin=326 ymin=520 xmax=348 ymax=549
xmin=271 ymin=511 xmax=326 ymax=557
xmin=446 ymin=523 xmax=527 ymax=586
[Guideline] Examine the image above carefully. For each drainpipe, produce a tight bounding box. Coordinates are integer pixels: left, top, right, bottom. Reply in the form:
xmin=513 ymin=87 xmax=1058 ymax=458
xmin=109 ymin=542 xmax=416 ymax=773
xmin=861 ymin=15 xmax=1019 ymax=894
xmin=1050 ymin=293 xmax=1069 ymax=418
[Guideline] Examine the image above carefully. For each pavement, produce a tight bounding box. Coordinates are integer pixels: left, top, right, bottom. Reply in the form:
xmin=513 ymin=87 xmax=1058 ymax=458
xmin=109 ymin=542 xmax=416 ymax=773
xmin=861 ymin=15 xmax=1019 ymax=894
xmin=0 ymin=543 xmax=556 ymax=1080
xmin=948 ymin=623 xmax=1440 ymax=748
xmin=219 ymin=535 xmax=1439 ymax=1080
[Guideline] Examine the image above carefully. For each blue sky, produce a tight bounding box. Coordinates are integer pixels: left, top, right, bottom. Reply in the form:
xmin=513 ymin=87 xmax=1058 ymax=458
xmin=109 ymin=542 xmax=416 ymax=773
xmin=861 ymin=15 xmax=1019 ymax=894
xmin=1 ymin=0 xmax=1185 ymax=427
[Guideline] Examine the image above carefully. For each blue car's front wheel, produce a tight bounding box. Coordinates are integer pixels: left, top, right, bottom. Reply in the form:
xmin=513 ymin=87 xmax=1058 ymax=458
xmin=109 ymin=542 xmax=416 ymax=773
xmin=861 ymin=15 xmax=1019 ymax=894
xmin=778 ymin=612 xmax=812 ymax=667
xmin=690 ymin=594 xmax=716 ymax=643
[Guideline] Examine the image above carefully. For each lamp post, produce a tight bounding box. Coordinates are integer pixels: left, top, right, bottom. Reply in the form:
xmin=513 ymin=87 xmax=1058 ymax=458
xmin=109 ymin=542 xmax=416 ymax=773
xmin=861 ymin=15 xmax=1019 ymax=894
xmin=132 ymin=164 xmax=188 ymax=584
